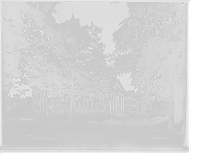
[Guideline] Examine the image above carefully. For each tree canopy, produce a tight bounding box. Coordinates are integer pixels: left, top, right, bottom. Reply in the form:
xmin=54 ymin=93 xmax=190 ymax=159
xmin=2 ymin=1 xmax=56 ymax=91
xmin=23 ymin=16 xmax=115 ymax=124
xmin=112 ymin=3 xmax=186 ymax=102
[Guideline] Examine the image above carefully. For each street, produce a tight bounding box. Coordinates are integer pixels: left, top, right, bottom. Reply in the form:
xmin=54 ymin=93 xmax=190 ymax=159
xmin=2 ymin=117 xmax=187 ymax=151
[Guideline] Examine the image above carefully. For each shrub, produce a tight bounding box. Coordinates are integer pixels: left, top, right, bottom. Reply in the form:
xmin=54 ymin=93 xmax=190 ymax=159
xmin=124 ymin=112 xmax=130 ymax=116
xmin=67 ymin=111 xmax=77 ymax=117
xmin=102 ymin=118 xmax=125 ymax=125
xmin=152 ymin=116 xmax=168 ymax=120
xmin=88 ymin=120 xmax=100 ymax=124
xmin=19 ymin=114 xmax=33 ymax=120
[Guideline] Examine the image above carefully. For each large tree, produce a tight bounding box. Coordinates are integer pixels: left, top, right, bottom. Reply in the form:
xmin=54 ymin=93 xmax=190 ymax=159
xmin=112 ymin=3 xmax=187 ymax=127
xmin=23 ymin=16 xmax=114 ymax=125
xmin=2 ymin=1 xmax=56 ymax=91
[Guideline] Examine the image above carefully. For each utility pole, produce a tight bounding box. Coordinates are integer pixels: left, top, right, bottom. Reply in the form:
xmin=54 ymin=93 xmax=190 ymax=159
xmin=69 ymin=63 xmax=74 ymax=126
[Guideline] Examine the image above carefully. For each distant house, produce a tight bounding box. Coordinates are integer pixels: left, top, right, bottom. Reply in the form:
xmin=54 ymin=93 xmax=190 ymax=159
xmin=12 ymin=94 xmax=31 ymax=110
xmin=124 ymin=90 xmax=152 ymax=115
xmin=31 ymin=79 xmax=169 ymax=117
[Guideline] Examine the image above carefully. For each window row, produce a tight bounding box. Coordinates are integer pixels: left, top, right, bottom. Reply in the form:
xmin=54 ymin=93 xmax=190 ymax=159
xmin=33 ymin=102 xmax=46 ymax=110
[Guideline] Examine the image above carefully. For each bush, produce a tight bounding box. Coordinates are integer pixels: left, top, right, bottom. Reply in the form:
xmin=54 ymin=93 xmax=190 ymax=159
xmin=19 ymin=114 xmax=33 ymax=120
xmin=124 ymin=112 xmax=130 ymax=116
xmin=102 ymin=118 xmax=125 ymax=125
xmin=152 ymin=116 xmax=168 ymax=120
xmin=88 ymin=120 xmax=100 ymax=124
xmin=67 ymin=111 xmax=77 ymax=117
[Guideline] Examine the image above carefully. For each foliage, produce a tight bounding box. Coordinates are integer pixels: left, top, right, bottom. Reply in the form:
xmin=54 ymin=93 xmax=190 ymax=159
xmin=102 ymin=118 xmax=124 ymax=125
xmin=113 ymin=2 xmax=187 ymax=129
xmin=112 ymin=3 xmax=187 ymax=101
xmin=5 ymin=95 xmax=13 ymax=111
xmin=23 ymin=16 xmax=115 ymax=124
xmin=88 ymin=120 xmax=100 ymax=124
xmin=2 ymin=1 xmax=56 ymax=91
xmin=19 ymin=113 xmax=34 ymax=121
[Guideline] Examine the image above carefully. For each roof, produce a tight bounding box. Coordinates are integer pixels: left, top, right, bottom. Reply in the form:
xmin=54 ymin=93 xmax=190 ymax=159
xmin=117 ymin=79 xmax=126 ymax=92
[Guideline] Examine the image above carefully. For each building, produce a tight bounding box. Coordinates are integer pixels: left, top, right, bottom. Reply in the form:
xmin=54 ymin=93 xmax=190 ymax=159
xmin=124 ymin=90 xmax=152 ymax=115
xmin=12 ymin=94 xmax=32 ymax=110
xmin=31 ymin=80 xmax=125 ymax=117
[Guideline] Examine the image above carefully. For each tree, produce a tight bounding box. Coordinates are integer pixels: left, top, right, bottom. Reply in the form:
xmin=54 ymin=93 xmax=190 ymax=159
xmin=2 ymin=1 xmax=56 ymax=91
xmin=112 ymin=3 xmax=187 ymax=128
xmin=5 ymin=95 xmax=13 ymax=111
xmin=23 ymin=16 xmax=114 ymax=125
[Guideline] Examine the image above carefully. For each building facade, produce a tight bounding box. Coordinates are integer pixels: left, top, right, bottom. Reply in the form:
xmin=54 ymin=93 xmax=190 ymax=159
xmin=30 ymin=80 xmax=125 ymax=117
xmin=124 ymin=90 xmax=152 ymax=115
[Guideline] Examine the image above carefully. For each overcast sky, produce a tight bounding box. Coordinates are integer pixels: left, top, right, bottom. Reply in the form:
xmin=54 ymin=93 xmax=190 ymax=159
xmin=53 ymin=2 xmax=134 ymax=91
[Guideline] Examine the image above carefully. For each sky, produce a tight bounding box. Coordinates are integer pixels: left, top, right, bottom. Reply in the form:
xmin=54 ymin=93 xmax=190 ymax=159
xmin=52 ymin=2 xmax=134 ymax=91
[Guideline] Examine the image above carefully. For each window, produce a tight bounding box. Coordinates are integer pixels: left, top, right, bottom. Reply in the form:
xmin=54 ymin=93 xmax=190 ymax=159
xmin=89 ymin=100 xmax=91 ymax=108
xmin=76 ymin=100 xmax=78 ymax=108
xmin=85 ymin=100 xmax=87 ymax=108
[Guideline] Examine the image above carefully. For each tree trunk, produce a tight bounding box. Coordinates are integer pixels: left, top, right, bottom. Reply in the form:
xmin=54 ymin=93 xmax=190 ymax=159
xmin=168 ymin=80 xmax=175 ymax=130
